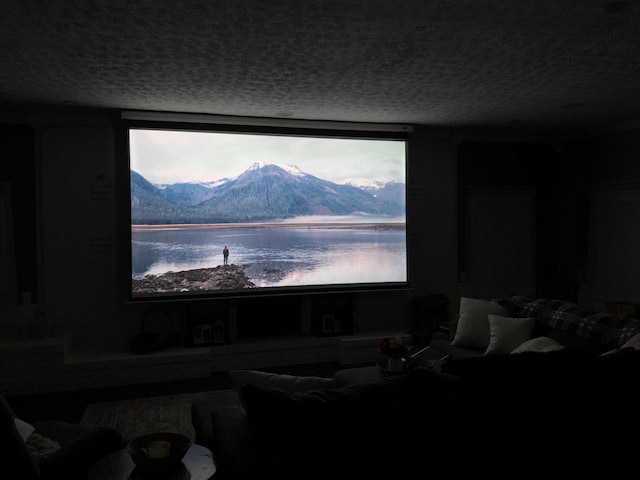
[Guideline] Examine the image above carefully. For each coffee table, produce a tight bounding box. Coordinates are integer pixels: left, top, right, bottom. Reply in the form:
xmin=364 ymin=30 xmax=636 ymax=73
xmin=88 ymin=443 xmax=216 ymax=480
xmin=333 ymin=358 xmax=444 ymax=388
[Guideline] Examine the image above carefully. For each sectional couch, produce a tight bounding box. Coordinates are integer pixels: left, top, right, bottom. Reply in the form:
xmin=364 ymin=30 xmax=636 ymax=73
xmin=430 ymin=295 xmax=640 ymax=360
xmin=195 ymin=295 xmax=640 ymax=479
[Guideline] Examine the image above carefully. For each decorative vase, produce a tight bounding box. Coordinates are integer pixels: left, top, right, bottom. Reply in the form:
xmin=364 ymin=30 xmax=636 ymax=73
xmin=387 ymin=356 xmax=404 ymax=372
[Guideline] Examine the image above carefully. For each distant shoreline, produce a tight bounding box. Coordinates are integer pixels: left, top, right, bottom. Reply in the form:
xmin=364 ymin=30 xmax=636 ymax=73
xmin=132 ymin=222 xmax=406 ymax=231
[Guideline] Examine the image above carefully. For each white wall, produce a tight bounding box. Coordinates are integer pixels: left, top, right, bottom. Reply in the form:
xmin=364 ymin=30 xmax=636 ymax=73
xmin=5 ymin=111 xmax=606 ymax=394
xmin=0 ymin=114 xmax=463 ymax=394
xmin=0 ymin=182 xmax=17 ymax=306
xmin=34 ymin=118 xmax=463 ymax=347
xmin=40 ymin=123 xmax=130 ymax=351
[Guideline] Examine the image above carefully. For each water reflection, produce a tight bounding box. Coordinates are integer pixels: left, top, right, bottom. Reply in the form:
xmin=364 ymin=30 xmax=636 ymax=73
xmin=132 ymin=224 xmax=407 ymax=286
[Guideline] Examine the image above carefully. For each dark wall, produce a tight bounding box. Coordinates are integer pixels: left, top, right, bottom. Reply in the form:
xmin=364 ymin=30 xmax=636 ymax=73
xmin=0 ymin=124 xmax=37 ymax=304
xmin=555 ymin=139 xmax=596 ymax=300
xmin=457 ymin=141 xmax=569 ymax=299
xmin=589 ymin=128 xmax=640 ymax=183
xmin=235 ymin=295 xmax=303 ymax=337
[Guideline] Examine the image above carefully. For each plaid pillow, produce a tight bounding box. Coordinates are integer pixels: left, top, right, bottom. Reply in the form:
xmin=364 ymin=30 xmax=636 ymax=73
xmin=494 ymin=296 xmax=640 ymax=349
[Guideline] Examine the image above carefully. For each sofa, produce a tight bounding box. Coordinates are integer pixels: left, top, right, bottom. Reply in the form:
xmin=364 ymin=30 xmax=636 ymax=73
xmin=196 ymin=295 xmax=640 ymax=479
xmin=1 ymin=395 xmax=122 ymax=480
xmin=430 ymin=294 xmax=640 ymax=359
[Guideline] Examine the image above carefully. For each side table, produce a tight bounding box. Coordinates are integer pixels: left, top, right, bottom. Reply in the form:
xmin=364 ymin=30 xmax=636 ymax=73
xmin=88 ymin=443 xmax=216 ymax=480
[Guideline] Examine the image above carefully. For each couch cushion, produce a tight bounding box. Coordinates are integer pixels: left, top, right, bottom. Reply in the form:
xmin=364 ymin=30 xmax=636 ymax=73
xmin=241 ymin=380 xmax=392 ymax=416
xmin=442 ymin=345 xmax=640 ymax=405
xmin=229 ymin=369 xmax=333 ymax=393
xmin=240 ymin=370 xmax=465 ymax=478
xmin=240 ymin=380 xmax=399 ymax=477
xmin=451 ymin=297 xmax=510 ymax=349
xmin=440 ymin=347 xmax=639 ymax=476
xmin=229 ymin=369 xmax=334 ymax=413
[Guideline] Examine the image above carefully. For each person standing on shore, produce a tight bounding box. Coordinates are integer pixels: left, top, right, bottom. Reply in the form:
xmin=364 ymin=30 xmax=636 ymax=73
xmin=223 ymin=245 xmax=229 ymax=265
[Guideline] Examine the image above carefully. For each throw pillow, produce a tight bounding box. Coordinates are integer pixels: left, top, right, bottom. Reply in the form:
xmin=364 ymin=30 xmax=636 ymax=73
xmin=485 ymin=315 xmax=535 ymax=355
xmin=511 ymin=336 xmax=565 ymax=354
xmin=451 ymin=297 xmax=510 ymax=349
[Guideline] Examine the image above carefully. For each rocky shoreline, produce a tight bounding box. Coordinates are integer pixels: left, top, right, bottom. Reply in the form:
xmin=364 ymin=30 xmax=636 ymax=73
xmin=132 ymin=264 xmax=256 ymax=294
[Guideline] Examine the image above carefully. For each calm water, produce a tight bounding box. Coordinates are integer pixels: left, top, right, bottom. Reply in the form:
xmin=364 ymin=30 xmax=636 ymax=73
xmin=131 ymin=224 xmax=407 ymax=287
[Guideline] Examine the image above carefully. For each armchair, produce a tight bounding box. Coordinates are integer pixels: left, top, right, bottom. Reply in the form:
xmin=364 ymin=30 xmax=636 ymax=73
xmin=1 ymin=395 xmax=122 ymax=480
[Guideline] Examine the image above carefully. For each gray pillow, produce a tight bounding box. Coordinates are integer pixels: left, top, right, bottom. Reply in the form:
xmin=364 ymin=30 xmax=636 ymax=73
xmin=511 ymin=336 xmax=565 ymax=354
xmin=484 ymin=315 xmax=536 ymax=355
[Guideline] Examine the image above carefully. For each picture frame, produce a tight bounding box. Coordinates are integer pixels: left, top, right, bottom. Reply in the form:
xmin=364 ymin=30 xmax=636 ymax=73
xmin=192 ymin=323 xmax=212 ymax=345
xmin=213 ymin=318 xmax=225 ymax=344
xmin=322 ymin=314 xmax=335 ymax=334
xmin=310 ymin=294 xmax=355 ymax=337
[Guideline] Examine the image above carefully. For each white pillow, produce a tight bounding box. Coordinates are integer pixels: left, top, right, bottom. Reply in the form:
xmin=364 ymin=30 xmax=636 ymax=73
xmin=14 ymin=418 xmax=36 ymax=442
xmin=511 ymin=336 xmax=565 ymax=354
xmin=621 ymin=331 xmax=640 ymax=350
xmin=451 ymin=297 xmax=510 ymax=349
xmin=485 ymin=314 xmax=535 ymax=355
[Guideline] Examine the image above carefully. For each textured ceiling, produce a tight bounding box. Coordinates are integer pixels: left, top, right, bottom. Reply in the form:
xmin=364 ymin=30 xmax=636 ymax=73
xmin=1 ymin=0 xmax=640 ymax=133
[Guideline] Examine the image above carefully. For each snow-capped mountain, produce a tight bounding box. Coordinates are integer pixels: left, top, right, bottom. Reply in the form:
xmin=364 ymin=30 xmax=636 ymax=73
xmin=131 ymin=163 xmax=404 ymax=224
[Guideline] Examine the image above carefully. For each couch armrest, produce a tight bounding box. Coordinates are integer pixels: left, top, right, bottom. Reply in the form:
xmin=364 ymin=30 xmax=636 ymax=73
xmin=332 ymin=366 xmax=380 ymax=387
xmin=210 ymin=406 xmax=265 ymax=478
xmin=35 ymin=421 xmax=122 ymax=479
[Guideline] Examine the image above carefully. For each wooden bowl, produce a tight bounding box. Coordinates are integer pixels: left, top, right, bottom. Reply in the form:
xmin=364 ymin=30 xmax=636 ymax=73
xmin=127 ymin=432 xmax=191 ymax=472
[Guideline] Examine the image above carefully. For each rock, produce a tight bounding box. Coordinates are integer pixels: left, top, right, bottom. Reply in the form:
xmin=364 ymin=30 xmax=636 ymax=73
xmin=132 ymin=264 xmax=255 ymax=294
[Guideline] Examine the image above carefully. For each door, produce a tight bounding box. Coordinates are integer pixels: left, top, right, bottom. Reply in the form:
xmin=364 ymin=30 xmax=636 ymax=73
xmin=461 ymin=186 xmax=536 ymax=299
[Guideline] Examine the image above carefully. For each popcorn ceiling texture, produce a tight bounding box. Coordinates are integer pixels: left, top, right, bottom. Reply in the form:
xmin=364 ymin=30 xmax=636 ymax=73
xmin=1 ymin=1 xmax=640 ymax=129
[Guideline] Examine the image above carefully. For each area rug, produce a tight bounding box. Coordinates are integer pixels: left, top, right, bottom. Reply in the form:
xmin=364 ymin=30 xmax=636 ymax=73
xmin=80 ymin=389 xmax=241 ymax=444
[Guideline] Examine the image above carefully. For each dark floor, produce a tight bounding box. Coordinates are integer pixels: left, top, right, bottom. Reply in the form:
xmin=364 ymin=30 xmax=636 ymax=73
xmin=5 ymin=361 xmax=349 ymax=424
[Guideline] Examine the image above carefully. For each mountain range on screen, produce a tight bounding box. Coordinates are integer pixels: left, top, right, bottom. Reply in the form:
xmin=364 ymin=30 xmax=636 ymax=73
xmin=131 ymin=162 xmax=405 ymax=224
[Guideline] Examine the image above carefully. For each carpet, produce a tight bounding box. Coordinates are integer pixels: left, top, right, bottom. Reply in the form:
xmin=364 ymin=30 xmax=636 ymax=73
xmin=80 ymin=389 xmax=241 ymax=444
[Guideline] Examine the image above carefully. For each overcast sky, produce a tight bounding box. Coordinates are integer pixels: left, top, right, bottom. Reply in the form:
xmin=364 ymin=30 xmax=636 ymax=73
xmin=129 ymin=128 xmax=406 ymax=185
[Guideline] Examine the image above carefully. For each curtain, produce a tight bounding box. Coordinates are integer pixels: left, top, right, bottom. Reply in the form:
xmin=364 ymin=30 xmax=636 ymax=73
xmin=0 ymin=181 xmax=17 ymax=305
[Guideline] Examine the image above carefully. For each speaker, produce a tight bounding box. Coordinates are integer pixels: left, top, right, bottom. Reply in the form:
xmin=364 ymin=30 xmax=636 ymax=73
xmin=410 ymin=294 xmax=449 ymax=347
